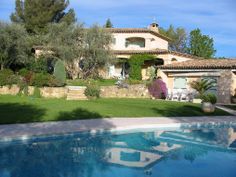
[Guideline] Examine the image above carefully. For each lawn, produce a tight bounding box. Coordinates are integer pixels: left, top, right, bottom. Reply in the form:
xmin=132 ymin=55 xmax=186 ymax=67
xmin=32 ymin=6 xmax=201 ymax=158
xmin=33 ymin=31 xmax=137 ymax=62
xmin=67 ymin=79 xmax=117 ymax=86
xmin=0 ymin=95 xmax=230 ymax=124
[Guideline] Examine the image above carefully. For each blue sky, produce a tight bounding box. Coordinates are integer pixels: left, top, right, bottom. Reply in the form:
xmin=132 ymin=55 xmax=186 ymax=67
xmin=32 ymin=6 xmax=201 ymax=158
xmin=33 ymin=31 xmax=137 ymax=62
xmin=0 ymin=0 xmax=236 ymax=58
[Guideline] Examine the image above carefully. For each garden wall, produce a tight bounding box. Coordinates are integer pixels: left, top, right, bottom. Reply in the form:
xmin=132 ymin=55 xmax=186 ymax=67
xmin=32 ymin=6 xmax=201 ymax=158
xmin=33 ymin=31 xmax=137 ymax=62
xmin=0 ymin=85 xmax=67 ymax=98
xmin=100 ymin=84 xmax=150 ymax=98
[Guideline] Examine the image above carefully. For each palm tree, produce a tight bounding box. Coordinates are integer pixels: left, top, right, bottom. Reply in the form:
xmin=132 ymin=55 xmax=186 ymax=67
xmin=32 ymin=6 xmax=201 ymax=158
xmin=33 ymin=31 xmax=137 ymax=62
xmin=190 ymin=78 xmax=216 ymax=97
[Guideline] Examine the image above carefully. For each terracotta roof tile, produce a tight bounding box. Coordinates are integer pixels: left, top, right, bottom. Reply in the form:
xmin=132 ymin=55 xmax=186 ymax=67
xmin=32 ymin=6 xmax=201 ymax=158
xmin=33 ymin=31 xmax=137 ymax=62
xmin=160 ymin=59 xmax=236 ymax=69
xmin=106 ymin=28 xmax=171 ymax=41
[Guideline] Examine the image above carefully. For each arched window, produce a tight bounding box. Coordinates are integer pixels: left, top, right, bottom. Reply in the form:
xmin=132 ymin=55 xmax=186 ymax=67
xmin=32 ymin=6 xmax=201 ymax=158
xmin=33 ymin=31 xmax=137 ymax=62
xmin=155 ymin=58 xmax=164 ymax=66
xmin=171 ymin=58 xmax=177 ymax=63
xmin=125 ymin=37 xmax=145 ymax=48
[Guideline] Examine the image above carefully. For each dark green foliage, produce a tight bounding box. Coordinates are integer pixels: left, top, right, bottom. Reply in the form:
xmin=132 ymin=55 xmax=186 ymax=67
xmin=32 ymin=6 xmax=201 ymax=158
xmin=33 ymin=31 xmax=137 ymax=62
xmin=159 ymin=25 xmax=187 ymax=53
xmin=18 ymin=68 xmax=35 ymax=86
xmin=128 ymin=54 xmax=155 ymax=80
xmin=26 ymin=58 xmax=48 ymax=73
xmin=53 ymin=60 xmax=66 ymax=86
xmin=201 ymin=93 xmax=217 ymax=104
xmin=188 ymin=29 xmax=216 ymax=58
xmin=104 ymin=18 xmax=113 ymax=28
xmin=32 ymin=73 xmax=51 ymax=87
xmin=84 ymin=84 xmax=101 ymax=99
xmin=0 ymin=69 xmax=18 ymax=86
xmin=11 ymin=0 xmax=76 ymax=33
xmin=81 ymin=25 xmax=113 ymax=79
xmin=190 ymin=78 xmax=216 ymax=97
xmin=0 ymin=22 xmax=31 ymax=70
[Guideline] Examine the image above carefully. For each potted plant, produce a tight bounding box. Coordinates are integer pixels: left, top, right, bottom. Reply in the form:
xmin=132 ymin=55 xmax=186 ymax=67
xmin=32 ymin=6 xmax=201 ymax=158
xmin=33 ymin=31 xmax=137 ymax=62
xmin=232 ymin=89 xmax=236 ymax=103
xmin=190 ymin=78 xmax=216 ymax=103
xmin=201 ymin=93 xmax=217 ymax=113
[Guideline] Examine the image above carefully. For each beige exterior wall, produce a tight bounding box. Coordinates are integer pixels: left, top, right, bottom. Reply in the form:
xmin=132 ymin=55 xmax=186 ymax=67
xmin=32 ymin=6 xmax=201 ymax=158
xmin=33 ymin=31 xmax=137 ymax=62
xmin=161 ymin=70 xmax=234 ymax=104
xmin=111 ymin=33 xmax=168 ymax=51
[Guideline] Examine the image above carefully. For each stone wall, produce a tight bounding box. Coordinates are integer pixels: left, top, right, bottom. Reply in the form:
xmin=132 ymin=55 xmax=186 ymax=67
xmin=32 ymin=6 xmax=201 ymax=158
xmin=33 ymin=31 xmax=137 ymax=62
xmin=40 ymin=87 xmax=67 ymax=98
xmin=0 ymin=85 xmax=67 ymax=98
xmin=218 ymin=70 xmax=234 ymax=104
xmin=0 ymin=85 xmax=19 ymax=95
xmin=100 ymin=84 xmax=150 ymax=98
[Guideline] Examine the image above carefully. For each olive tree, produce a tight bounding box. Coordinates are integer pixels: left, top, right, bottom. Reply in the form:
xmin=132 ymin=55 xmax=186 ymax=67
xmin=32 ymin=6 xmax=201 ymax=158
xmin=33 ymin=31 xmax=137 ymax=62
xmin=0 ymin=22 xmax=32 ymax=70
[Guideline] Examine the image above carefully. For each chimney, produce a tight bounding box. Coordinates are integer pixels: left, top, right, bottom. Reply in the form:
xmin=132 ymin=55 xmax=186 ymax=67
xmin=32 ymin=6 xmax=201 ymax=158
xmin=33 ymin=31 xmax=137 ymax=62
xmin=149 ymin=22 xmax=159 ymax=33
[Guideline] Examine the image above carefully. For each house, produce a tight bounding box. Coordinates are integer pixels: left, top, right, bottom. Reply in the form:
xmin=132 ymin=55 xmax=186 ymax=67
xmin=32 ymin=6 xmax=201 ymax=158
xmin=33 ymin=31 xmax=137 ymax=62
xmin=33 ymin=22 xmax=236 ymax=103
xmin=106 ymin=23 xmax=236 ymax=104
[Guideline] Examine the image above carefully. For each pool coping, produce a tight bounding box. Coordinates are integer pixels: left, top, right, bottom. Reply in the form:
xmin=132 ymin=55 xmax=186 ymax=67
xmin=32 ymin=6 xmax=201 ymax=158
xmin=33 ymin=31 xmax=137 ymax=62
xmin=0 ymin=116 xmax=236 ymax=142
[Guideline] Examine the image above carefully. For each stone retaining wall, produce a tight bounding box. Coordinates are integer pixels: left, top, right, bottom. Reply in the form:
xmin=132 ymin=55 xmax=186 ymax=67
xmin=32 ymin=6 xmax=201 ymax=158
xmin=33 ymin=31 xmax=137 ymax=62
xmin=100 ymin=84 xmax=150 ymax=98
xmin=0 ymin=85 xmax=67 ymax=98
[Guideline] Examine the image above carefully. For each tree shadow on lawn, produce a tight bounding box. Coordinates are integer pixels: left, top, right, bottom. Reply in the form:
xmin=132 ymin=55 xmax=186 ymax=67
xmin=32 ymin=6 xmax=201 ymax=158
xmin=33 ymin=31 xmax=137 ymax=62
xmin=152 ymin=105 xmax=231 ymax=118
xmin=57 ymin=108 xmax=106 ymax=121
xmin=0 ymin=103 xmax=46 ymax=124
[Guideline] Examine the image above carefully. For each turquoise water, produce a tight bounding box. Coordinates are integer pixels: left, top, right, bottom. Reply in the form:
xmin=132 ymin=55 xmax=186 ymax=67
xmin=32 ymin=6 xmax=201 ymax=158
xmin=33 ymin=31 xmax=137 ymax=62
xmin=0 ymin=125 xmax=236 ymax=177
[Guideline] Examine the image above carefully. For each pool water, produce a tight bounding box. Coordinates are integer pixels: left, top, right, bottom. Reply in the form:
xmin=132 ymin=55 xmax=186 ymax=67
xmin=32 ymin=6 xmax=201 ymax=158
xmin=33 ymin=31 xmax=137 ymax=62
xmin=0 ymin=125 xmax=236 ymax=177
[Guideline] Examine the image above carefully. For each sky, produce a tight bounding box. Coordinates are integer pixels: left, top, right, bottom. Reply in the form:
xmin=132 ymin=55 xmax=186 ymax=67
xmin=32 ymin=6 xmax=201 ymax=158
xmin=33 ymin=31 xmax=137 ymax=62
xmin=0 ymin=0 xmax=236 ymax=58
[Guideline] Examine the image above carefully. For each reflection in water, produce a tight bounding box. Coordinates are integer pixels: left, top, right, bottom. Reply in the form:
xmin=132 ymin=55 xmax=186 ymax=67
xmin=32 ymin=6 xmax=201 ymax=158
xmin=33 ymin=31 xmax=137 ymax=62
xmin=0 ymin=126 xmax=236 ymax=177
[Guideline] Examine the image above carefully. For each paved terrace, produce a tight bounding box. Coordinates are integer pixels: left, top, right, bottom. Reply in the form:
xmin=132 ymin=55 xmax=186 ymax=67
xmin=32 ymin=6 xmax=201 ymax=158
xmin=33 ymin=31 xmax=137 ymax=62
xmin=0 ymin=116 xmax=236 ymax=141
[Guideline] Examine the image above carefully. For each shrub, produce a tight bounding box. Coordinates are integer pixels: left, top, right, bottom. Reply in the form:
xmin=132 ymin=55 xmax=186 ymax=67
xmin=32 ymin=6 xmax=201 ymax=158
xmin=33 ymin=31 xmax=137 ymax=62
xmin=53 ymin=60 xmax=66 ymax=86
xmin=0 ymin=69 xmax=18 ymax=86
xmin=26 ymin=57 xmax=48 ymax=73
xmin=190 ymin=78 xmax=216 ymax=97
xmin=84 ymin=84 xmax=100 ymax=99
xmin=201 ymin=93 xmax=217 ymax=104
xmin=18 ymin=68 xmax=35 ymax=86
xmin=32 ymin=73 xmax=50 ymax=87
xmin=148 ymin=78 xmax=167 ymax=99
xmin=128 ymin=54 xmax=155 ymax=80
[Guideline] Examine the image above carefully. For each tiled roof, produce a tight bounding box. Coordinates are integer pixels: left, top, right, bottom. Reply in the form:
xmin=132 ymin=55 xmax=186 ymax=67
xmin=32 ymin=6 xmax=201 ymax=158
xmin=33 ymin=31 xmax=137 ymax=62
xmin=113 ymin=49 xmax=167 ymax=55
xmin=160 ymin=59 xmax=236 ymax=69
xmin=106 ymin=28 xmax=171 ymax=41
xmin=113 ymin=49 xmax=203 ymax=60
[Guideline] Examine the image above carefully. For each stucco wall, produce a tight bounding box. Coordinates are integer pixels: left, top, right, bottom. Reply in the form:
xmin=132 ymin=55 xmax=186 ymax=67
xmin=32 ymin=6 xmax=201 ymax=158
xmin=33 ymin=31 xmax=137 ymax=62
xmin=161 ymin=70 xmax=234 ymax=104
xmin=112 ymin=33 xmax=168 ymax=51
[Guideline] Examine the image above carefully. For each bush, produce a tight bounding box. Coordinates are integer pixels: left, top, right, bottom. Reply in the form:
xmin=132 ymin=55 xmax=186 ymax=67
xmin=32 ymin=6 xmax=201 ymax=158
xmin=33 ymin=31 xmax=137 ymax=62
xmin=128 ymin=54 xmax=155 ymax=80
xmin=32 ymin=73 xmax=51 ymax=87
xmin=18 ymin=68 xmax=35 ymax=86
xmin=0 ymin=69 xmax=18 ymax=86
xmin=148 ymin=78 xmax=167 ymax=99
xmin=84 ymin=84 xmax=100 ymax=99
xmin=201 ymin=93 xmax=217 ymax=104
xmin=53 ymin=60 xmax=66 ymax=86
xmin=26 ymin=57 xmax=48 ymax=73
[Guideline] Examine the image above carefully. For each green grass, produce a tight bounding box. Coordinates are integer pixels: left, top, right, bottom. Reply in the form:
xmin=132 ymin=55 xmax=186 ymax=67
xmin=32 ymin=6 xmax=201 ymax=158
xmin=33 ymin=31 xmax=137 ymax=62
xmin=67 ymin=79 xmax=117 ymax=86
xmin=223 ymin=105 xmax=236 ymax=110
xmin=0 ymin=95 xmax=230 ymax=124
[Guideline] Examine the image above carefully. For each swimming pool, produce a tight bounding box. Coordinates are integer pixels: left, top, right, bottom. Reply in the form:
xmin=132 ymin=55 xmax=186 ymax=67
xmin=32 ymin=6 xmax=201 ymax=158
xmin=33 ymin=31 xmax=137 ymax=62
xmin=0 ymin=125 xmax=236 ymax=177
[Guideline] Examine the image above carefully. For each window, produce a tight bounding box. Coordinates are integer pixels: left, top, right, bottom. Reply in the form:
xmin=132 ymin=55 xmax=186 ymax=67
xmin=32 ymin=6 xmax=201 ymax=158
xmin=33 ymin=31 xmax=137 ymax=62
xmin=125 ymin=37 xmax=145 ymax=48
xmin=174 ymin=77 xmax=187 ymax=89
xmin=171 ymin=58 xmax=177 ymax=63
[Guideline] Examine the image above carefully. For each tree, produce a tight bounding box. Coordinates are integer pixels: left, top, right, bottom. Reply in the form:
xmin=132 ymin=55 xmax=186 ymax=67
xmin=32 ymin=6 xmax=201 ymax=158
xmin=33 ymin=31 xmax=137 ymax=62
xmin=40 ymin=22 xmax=84 ymax=79
xmin=188 ymin=28 xmax=216 ymax=58
xmin=0 ymin=22 xmax=31 ymax=70
xmin=80 ymin=25 xmax=113 ymax=79
xmin=11 ymin=0 xmax=76 ymax=33
xmin=190 ymin=78 xmax=216 ymax=98
xmin=104 ymin=18 xmax=113 ymax=28
xmin=159 ymin=25 xmax=187 ymax=53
